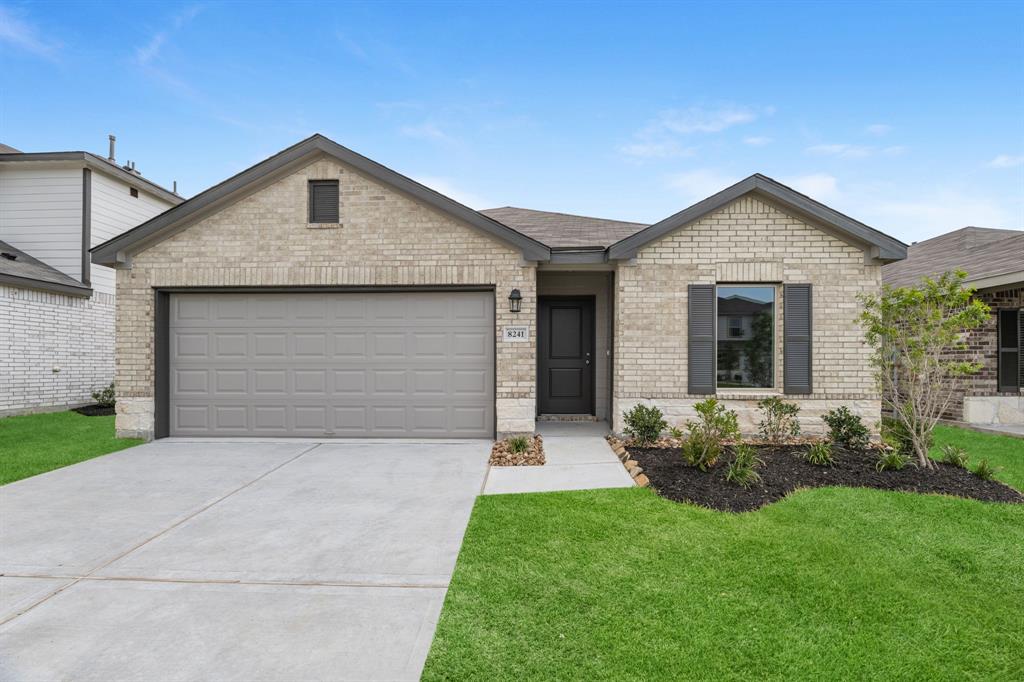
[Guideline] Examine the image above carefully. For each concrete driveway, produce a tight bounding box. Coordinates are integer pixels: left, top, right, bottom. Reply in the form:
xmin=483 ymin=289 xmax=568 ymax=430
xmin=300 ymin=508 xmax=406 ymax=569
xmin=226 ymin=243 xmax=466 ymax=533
xmin=0 ymin=438 xmax=491 ymax=681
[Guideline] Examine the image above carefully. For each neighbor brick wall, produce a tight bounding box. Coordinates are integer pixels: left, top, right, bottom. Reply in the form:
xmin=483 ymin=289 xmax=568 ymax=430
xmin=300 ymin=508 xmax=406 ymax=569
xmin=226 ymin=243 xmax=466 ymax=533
xmin=114 ymin=156 xmax=536 ymax=438
xmin=612 ymin=195 xmax=882 ymax=434
xmin=0 ymin=286 xmax=115 ymax=414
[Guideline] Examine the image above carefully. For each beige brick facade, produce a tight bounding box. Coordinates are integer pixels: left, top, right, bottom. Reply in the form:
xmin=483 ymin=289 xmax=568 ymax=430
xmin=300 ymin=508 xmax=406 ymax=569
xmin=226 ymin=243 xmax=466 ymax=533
xmin=612 ymin=195 xmax=882 ymax=434
xmin=114 ymin=156 xmax=536 ymax=438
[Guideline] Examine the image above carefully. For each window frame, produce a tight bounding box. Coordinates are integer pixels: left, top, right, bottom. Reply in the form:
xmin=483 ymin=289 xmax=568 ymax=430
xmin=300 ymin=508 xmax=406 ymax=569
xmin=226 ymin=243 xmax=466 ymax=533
xmin=307 ymin=179 xmax=340 ymax=224
xmin=715 ymin=284 xmax=777 ymax=391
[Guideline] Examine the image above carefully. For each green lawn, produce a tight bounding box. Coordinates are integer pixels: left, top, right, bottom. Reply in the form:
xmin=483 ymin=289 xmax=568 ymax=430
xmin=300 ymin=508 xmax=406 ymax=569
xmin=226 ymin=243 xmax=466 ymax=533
xmin=0 ymin=411 xmax=143 ymax=485
xmin=932 ymin=424 xmax=1024 ymax=489
xmin=424 ymin=427 xmax=1024 ymax=680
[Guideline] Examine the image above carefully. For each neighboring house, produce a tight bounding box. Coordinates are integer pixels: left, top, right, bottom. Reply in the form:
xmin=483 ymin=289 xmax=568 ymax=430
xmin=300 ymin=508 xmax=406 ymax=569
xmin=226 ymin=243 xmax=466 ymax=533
xmin=91 ymin=134 xmax=907 ymax=440
xmin=0 ymin=140 xmax=181 ymax=415
xmin=883 ymin=227 xmax=1024 ymax=426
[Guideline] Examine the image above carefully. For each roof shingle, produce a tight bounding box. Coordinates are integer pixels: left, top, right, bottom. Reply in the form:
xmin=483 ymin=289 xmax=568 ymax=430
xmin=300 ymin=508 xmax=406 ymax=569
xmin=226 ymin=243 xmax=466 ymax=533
xmin=479 ymin=206 xmax=647 ymax=249
xmin=882 ymin=227 xmax=1024 ymax=288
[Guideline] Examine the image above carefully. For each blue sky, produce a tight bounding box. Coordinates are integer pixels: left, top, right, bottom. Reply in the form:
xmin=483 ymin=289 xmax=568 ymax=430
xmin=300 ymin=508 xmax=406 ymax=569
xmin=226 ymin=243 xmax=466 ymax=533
xmin=2 ymin=1 xmax=1022 ymax=243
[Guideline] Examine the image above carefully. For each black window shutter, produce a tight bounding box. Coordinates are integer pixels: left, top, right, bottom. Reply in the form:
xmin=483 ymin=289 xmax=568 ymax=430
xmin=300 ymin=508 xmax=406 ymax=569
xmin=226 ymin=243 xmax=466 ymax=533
xmin=784 ymin=284 xmax=813 ymax=394
xmin=1019 ymin=310 xmax=1023 ymax=388
xmin=997 ymin=309 xmax=1020 ymax=392
xmin=308 ymin=180 xmax=339 ymax=223
xmin=688 ymin=284 xmax=715 ymax=394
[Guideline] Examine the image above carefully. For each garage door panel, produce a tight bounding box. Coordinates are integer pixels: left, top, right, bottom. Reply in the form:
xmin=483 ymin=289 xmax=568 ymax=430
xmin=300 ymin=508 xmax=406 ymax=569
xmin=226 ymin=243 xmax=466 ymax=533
xmin=168 ymin=291 xmax=494 ymax=437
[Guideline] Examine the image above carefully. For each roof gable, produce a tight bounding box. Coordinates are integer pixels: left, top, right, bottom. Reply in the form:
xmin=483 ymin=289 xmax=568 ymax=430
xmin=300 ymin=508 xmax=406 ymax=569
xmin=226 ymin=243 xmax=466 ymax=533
xmin=607 ymin=174 xmax=907 ymax=263
xmin=91 ymin=134 xmax=550 ymax=266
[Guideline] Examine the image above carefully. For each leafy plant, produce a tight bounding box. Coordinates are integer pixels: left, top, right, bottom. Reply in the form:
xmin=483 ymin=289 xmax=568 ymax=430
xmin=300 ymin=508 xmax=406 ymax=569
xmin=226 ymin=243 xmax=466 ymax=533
xmin=939 ymin=444 xmax=969 ymax=468
xmin=823 ymin=406 xmax=870 ymax=450
xmin=757 ymin=397 xmax=801 ymax=443
xmin=669 ymin=426 xmax=684 ymax=442
xmin=803 ymin=440 xmax=835 ymax=466
xmin=622 ymin=404 xmax=667 ymax=446
xmin=92 ymin=382 xmax=116 ymax=408
xmin=724 ymin=443 xmax=763 ymax=488
xmin=507 ymin=436 xmax=530 ymax=454
xmin=973 ymin=459 xmax=999 ymax=481
xmin=876 ymin=450 xmax=911 ymax=472
xmin=682 ymin=399 xmax=740 ymax=471
xmin=881 ymin=416 xmax=932 ymax=456
xmin=860 ymin=270 xmax=989 ymax=468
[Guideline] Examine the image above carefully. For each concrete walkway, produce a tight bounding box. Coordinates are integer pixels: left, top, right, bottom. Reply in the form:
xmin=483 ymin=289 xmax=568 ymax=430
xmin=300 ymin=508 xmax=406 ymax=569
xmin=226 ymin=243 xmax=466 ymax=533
xmin=0 ymin=439 xmax=491 ymax=681
xmin=483 ymin=421 xmax=635 ymax=495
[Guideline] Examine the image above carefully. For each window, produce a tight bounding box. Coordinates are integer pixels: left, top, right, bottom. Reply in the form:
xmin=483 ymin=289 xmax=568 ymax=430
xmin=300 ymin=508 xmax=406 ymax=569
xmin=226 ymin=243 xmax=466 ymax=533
xmin=308 ymin=180 xmax=340 ymax=223
xmin=717 ymin=286 xmax=774 ymax=388
xmin=998 ymin=309 xmax=1021 ymax=392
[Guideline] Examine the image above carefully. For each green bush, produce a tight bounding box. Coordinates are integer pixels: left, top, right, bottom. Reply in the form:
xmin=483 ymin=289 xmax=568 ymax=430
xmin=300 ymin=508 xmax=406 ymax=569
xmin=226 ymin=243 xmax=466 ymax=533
xmin=507 ymin=436 xmax=530 ymax=454
xmin=803 ymin=440 xmax=835 ymax=466
xmin=823 ymin=406 xmax=869 ymax=450
xmin=724 ymin=443 xmax=763 ymax=488
xmin=683 ymin=399 xmax=740 ymax=471
xmin=973 ymin=459 xmax=999 ymax=480
xmin=757 ymin=397 xmax=801 ymax=443
xmin=876 ymin=449 xmax=911 ymax=472
xmin=669 ymin=426 xmax=684 ymax=442
xmin=622 ymin=404 xmax=667 ymax=446
xmin=91 ymin=382 xmax=116 ymax=408
xmin=881 ymin=415 xmax=932 ymax=456
xmin=939 ymin=444 xmax=969 ymax=468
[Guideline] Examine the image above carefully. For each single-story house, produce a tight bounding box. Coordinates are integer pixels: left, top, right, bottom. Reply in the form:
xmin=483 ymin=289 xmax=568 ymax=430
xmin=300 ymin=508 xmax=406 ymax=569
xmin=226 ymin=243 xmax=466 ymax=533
xmin=91 ymin=134 xmax=907 ymax=440
xmin=0 ymin=138 xmax=181 ymax=415
xmin=883 ymin=226 xmax=1023 ymax=426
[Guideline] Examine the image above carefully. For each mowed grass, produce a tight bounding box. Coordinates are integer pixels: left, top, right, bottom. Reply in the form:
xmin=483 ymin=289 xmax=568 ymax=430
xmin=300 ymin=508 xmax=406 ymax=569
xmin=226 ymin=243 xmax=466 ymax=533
xmin=424 ymin=427 xmax=1024 ymax=681
xmin=932 ymin=424 xmax=1024 ymax=489
xmin=0 ymin=411 xmax=143 ymax=485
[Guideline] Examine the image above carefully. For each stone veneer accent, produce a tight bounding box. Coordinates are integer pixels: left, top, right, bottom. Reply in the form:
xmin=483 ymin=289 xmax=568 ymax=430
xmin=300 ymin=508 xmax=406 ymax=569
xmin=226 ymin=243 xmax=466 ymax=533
xmin=612 ymin=195 xmax=882 ymax=435
xmin=0 ymin=286 xmax=115 ymax=415
xmin=113 ymin=156 xmax=536 ymax=439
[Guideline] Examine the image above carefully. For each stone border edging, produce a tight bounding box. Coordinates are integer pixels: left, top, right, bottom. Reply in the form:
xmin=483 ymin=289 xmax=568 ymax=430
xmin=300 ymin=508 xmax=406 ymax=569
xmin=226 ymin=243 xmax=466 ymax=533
xmin=606 ymin=436 xmax=649 ymax=487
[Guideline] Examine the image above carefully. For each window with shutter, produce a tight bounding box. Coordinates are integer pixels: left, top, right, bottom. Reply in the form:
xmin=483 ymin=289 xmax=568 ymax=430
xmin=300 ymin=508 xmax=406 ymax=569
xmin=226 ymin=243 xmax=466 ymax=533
xmin=308 ymin=180 xmax=340 ymax=223
xmin=688 ymin=285 xmax=716 ymax=394
xmin=997 ymin=308 xmax=1021 ymax=392
xmin=783 ymin=284 xmax=812 ymax=394
xmin=716 ymin=286 xmax=775 ymax=388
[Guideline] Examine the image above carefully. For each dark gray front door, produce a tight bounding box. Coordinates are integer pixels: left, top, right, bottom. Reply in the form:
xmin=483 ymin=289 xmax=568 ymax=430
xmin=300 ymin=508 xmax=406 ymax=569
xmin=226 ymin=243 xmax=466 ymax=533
xmin=538 ymin=297 xmax=594 ymax=414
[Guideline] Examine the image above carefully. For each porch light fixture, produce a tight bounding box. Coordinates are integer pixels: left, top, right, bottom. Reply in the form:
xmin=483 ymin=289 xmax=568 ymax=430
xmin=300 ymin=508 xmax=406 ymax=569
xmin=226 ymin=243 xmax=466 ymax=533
xmin=508 ymin=288 xmax=522 ymax=313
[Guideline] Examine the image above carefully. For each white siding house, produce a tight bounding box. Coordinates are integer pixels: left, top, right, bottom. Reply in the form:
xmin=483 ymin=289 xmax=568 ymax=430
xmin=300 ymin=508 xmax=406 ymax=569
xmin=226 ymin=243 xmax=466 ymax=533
xmin=0 ymin=144 xmax=181 ymax=414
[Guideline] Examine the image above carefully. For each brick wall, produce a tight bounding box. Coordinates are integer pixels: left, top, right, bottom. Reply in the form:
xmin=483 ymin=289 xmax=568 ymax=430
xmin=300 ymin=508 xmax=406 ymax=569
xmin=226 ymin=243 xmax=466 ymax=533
xmin=612 ymin=195 xmax=882 ymax=434
xmin=114 ymin=156 xmax=536 ymax=438
xmin=0 ymin=286 xmax=115 ymax=414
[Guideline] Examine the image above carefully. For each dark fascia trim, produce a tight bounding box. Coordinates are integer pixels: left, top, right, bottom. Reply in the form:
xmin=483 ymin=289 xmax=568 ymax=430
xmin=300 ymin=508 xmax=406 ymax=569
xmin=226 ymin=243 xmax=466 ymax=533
xmin=548 ymin=247 xmax=608 ymax=264
xmin=0 ymin=273 xmax=93 ymax=297
xmin=81 ymin=168 xmax=92 ymax=286
xmin=92 ymin=134 xmax=551 ymax=266
xmin=0 ymin=151 xmax=182 ymax=204
xmin=607 ymin=174 xmax=908 ymax=262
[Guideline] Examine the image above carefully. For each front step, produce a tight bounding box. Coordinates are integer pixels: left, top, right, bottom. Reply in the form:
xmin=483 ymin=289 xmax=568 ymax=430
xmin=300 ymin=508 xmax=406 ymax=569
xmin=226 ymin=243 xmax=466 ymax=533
xmin=536 ymin=414 xmax=599 ymax=422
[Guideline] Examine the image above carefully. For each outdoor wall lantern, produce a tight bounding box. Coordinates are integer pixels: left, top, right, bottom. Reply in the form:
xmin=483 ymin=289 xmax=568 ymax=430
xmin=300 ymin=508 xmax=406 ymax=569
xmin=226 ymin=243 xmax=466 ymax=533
xmin=508 ymin=288 xmax=523 ymax=313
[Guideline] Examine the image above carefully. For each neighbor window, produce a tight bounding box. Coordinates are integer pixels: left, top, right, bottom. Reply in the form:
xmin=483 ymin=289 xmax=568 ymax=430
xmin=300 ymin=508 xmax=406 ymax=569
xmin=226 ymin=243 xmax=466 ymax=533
xmin=997 ymin=309 xmax=1021 ymax=392
xmin=308 ymin=180 xmax=340 ymax=223
xmin=717 ymin=286 xmax=774 ymax=388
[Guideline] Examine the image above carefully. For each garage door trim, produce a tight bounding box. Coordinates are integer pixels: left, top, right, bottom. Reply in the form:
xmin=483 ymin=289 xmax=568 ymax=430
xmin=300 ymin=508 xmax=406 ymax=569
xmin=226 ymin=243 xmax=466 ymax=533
xmin=153 ymin=285 xmax=497 ymax=439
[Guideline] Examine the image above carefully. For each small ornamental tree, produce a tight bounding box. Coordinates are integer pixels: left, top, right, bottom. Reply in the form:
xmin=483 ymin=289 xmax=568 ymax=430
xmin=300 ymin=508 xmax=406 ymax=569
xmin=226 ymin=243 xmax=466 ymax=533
xmin=859 ymin=270 xmax=989 ymax=468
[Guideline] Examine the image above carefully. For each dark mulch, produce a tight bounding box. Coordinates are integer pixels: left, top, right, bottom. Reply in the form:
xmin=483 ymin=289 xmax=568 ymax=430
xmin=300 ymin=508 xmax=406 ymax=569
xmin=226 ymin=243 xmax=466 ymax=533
xmin=630 ymin=444 xmax=1024 ymax=512
xmin=72 ymin=404 xmax=115 ymax=417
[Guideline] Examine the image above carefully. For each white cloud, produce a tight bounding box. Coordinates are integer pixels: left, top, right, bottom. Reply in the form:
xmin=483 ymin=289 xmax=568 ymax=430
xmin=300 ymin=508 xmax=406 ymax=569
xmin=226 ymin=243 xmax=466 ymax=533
xmin=399 ymin=122 xmax=454 ymax=143
xmin=666 ymin=169 xmax=743 ymax=203
xmin=621 ymin=104 xmax=771 ymax=161
xmin=134 ymin=5 xmax=201 ymax=65
xmin=618 ymin=140 xmax=695 ymax=160
xmin=743 ymin=136 xmax=773 ymax=146
xmin=865 ymin=124 xmax=892 ymax=136
xmin=413 ymin=176 xmax=491 ymax=209
xmin=783 ymin=173 xmax=841 ymax=202
xmin=866 ymin=190 xmax=1013 ymax=241
xmin=806 ymin=143 xmax=905 ymax=159
xmin=988 ymin=154 xmax=1024 ymax=168
xmin=0 ymin=6 xmax=61 ymax=60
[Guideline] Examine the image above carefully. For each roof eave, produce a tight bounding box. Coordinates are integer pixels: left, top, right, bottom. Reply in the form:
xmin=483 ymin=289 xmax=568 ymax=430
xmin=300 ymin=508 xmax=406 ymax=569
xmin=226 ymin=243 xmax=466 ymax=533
xmin=0 ymin=151 xmax=182 ymax=204
xmin=0 ymin=272 xmax=92 ymax=297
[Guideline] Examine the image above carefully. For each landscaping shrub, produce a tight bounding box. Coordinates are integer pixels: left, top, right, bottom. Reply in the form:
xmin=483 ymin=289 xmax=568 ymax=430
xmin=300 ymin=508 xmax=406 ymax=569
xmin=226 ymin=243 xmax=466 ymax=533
xmin=876 ymin=449 xmax=911 ymax=472
xmin=823 ymin=406 xmax=870 ymax=450
xmin=682 ymin=399 xmax=739 ymax=471
xmin=757 ymin=397 xmax=801 ymax=443
xmin=882 ymin=416 xmax=932 ymax=456
xmin=973 ymin=459 xmax=999 ymax=480
xmin=803 ymin=440 xmax=835 ymax=466
xmin=92 ymin=382 xmax=116 ymax=408
xmin=669 ymin=426 xmax=684 ymax=442
xmin=507 ymin=436 xmax=530 ymax=454
xmin=939 ymin=444 xmax=969 ymax=468
xmin=724 ymin=443 xmax=763 ymax=488
xmin=622 ymin=404 xmax=667 ymax=446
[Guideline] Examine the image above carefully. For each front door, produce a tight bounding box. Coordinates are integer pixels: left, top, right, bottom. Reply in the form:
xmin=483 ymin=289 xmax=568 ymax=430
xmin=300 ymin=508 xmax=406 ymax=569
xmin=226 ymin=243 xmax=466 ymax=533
xmin=538 ymin=297 xmax=595 ymax=414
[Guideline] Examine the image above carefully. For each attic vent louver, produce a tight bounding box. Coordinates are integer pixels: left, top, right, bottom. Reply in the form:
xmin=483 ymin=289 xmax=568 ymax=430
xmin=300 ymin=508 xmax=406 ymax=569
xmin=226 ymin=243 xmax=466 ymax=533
xmin=1 ymin=252 xmax=17 ymax=261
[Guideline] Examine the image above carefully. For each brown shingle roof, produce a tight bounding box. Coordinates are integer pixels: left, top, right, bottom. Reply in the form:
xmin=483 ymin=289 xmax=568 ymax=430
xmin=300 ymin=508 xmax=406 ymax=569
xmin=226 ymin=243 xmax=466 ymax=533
xmin=882 ymin=227 xmax=1024 ymax=288
xmin=479 ymin=206 xmax=647 ymax=249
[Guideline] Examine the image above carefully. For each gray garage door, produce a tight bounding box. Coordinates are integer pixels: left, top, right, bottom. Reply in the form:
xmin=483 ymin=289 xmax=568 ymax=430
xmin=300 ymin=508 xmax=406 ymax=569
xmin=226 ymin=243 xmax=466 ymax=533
xmin=168 ymin=291 xmax=494 ymax=438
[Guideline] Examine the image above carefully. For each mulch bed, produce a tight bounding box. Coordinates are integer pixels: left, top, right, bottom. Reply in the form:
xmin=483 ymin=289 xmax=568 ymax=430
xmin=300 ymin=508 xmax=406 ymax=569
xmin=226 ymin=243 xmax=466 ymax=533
xmin=628 ymin=443 xmax=1024 ymax=512
xmin=72 ymin=404 xmax=115 ymax=417
xmin=490 ymin=435 xmax=545 ymax=466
